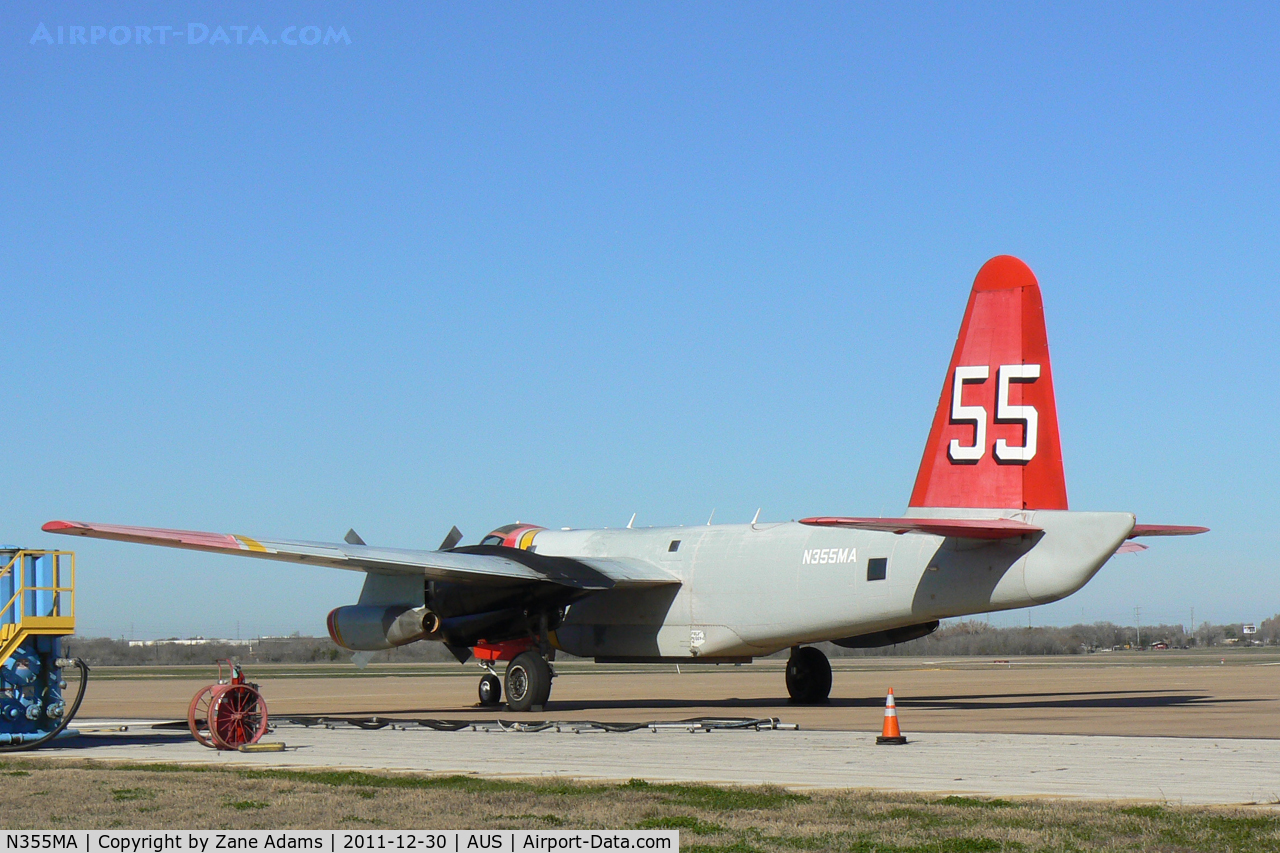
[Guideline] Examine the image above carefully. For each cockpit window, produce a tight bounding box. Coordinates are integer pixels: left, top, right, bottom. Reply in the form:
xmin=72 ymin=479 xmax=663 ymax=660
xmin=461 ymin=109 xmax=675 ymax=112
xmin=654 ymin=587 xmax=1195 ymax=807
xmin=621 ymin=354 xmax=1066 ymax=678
xmin=480 ymin=535 xmax=505 ymax=547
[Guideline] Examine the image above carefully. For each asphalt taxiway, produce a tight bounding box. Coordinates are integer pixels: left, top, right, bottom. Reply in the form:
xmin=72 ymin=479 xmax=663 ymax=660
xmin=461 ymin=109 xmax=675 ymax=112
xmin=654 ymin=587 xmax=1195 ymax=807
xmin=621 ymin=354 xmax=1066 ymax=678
xmin=33 ymin=655 xmax=1280 ymax=803
xmin=78 ymin=655 xmax=1280 ymax=738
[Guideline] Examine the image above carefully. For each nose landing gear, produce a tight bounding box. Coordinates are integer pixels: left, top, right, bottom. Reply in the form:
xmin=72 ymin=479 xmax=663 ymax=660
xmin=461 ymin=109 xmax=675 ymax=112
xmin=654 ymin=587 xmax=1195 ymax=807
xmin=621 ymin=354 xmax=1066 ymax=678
xmin=477 ymin=669 xmax=502 ymax=706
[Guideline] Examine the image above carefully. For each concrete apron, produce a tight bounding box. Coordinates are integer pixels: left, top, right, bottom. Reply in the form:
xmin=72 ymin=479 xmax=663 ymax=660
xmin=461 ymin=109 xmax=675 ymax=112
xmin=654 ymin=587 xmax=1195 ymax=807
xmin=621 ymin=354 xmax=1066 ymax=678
xmin=33 ymin=720 xmax=1280 ymax=807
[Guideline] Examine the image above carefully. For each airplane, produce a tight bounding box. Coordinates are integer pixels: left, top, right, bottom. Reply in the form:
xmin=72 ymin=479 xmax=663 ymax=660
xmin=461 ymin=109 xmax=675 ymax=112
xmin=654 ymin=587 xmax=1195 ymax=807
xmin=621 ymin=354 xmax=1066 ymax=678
xmin=44 ymin=255 xmax=1206 ymax=712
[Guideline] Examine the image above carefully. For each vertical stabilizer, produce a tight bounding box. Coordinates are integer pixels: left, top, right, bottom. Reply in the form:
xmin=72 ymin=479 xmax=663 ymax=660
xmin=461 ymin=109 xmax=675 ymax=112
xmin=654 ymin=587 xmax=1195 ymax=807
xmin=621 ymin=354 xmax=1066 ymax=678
xmin=909 ymin=256 xmax=1067 ymax=511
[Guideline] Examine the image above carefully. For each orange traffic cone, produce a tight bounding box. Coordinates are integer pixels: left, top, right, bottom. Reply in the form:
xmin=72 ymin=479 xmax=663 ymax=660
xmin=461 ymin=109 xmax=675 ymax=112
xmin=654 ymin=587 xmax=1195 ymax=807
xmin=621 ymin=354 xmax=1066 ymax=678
xmin=876 ymin=688 xmax=908 ymax=744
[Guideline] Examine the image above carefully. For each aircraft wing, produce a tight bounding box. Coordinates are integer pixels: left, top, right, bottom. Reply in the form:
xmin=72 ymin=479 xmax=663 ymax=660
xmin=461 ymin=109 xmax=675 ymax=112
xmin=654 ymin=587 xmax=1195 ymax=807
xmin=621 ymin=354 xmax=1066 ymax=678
xmin=41 ymin=520 xmax=677 ymax=591
xmin=799 ymin=516 xmax=1041 ymax=540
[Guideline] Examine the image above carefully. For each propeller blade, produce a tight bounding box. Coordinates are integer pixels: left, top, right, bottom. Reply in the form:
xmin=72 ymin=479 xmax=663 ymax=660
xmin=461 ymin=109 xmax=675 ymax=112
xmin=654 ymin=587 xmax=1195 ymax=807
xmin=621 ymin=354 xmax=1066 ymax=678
xmin=438 ymin=526 xmax=463 ymax=550
xmin=445 ymin=643 xmax=472 ymax=664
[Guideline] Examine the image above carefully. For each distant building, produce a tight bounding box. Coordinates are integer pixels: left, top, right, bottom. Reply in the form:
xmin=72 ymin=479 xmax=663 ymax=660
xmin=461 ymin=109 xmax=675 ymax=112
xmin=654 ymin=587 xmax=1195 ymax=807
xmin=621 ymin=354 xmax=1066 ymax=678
xmin=127 ymin=638 xmax=255 ymax=648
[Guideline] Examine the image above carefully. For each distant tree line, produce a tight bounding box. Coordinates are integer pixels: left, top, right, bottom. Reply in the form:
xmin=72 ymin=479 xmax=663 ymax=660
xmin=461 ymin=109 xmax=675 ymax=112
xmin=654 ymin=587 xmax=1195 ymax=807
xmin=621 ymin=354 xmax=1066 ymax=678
xmin=64 ymin=635 xmax=462 ymax=667
xmin=818 ymin=614 xmax=1280 ymax=658
xmin=64 ymin=615 xmax=1279 ymax=667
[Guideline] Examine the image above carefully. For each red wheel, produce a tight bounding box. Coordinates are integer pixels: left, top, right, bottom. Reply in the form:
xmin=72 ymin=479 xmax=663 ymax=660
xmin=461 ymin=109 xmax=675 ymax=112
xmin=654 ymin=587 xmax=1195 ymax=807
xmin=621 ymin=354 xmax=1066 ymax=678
xmin=187 ymin=685 xmax=217 ymax=748
xmin=209 ymin=684 xmax=268 ymax=749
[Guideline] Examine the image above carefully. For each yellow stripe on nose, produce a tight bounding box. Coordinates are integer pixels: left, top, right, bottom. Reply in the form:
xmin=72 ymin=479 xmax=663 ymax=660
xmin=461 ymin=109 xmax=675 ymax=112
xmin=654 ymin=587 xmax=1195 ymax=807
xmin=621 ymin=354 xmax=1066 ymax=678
xmin=519 ymin=530 xmax=537 ymax=550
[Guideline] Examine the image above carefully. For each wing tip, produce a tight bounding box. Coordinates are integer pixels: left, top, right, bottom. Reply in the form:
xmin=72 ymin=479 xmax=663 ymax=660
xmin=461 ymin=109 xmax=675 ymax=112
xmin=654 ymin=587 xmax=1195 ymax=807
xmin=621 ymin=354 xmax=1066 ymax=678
xmin=42 ymin=520 xmax=81 ymax=533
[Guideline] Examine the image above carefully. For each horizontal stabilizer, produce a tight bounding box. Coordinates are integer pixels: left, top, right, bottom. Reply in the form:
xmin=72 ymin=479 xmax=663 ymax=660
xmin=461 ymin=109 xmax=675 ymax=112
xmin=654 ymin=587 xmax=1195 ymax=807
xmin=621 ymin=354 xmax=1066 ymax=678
xmin=1128 ymin=524 xmax=1209 ymax=538
xmin=1114 ymin=524 xmax=1206 ymax=555
xmin=799 ymin=516 xmax=1041 ymax=540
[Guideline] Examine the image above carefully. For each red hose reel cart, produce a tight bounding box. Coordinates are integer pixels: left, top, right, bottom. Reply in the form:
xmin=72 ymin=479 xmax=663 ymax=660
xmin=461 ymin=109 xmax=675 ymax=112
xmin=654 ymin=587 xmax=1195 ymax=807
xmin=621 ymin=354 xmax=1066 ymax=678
xmin=187 ymin=660 xmax=268 ymax=749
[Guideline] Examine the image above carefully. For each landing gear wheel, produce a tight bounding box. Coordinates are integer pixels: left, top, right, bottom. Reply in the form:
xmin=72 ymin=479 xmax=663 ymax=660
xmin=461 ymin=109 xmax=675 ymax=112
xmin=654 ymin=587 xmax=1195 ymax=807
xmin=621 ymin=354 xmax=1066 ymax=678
xmin=504 ymin=651 xmax=552 ymax=712
xmin=478 ymin=672 xmax=502 ymax=706
xmin=785 ymin=646 xmax=832 ymax=704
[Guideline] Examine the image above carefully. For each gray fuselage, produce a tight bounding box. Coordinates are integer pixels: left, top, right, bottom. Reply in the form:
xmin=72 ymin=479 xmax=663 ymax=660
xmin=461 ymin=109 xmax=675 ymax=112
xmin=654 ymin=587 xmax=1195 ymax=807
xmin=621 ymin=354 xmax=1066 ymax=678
xmin=532 ymin=510 xmax=1135 ymax=659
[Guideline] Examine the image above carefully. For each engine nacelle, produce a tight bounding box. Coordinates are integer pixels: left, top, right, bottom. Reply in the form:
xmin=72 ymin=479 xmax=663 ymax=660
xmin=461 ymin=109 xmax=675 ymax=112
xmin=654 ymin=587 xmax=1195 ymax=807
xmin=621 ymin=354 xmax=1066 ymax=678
xmin=326 ymin=605 xmax=442 ymax=651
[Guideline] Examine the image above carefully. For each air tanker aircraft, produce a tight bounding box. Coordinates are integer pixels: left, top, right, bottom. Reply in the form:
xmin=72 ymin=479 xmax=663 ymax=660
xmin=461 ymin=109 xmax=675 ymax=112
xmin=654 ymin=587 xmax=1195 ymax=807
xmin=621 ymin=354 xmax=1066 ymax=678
xmin=46 ymin=256 xmax=1206 ymax=711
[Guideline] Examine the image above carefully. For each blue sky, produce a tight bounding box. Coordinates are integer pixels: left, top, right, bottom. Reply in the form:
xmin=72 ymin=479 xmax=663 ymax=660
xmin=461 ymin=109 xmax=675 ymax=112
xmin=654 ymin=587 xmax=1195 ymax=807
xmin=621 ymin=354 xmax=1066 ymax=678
xmin=3 ymin=3 xmax=1276 ymax=638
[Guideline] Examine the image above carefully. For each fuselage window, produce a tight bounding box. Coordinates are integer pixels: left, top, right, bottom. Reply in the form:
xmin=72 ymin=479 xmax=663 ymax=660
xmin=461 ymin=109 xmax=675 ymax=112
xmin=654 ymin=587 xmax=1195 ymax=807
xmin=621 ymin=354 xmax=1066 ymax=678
xmin=481 ymin=535 xmax=504 ymax=546
xmin=867 ymin=557 xmax=887 ymax=581
xmin=668 ymin=540 xmax=681 ymax=552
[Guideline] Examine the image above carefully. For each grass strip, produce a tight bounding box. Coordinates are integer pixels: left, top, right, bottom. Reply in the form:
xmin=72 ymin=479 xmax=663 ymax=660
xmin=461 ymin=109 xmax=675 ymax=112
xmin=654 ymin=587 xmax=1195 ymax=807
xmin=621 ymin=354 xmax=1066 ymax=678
xmin=0 ymin=758 xmax=1275 ymax=852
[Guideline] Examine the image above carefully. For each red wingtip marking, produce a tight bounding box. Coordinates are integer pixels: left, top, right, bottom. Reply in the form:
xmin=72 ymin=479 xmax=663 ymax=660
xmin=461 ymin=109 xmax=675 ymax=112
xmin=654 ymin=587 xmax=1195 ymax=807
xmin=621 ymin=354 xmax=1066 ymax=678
xmin=40 ymin=520 xmax=244 ymax=550
xmin=42 ymin=521 xmax=80 ymax=533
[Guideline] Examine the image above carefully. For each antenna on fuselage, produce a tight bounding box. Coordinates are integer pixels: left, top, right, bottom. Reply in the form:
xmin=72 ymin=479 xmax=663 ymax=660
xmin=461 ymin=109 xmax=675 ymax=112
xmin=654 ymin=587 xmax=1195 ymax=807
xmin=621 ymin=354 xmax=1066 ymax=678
xmin=751 ymin=508 xmax=761 ymax=525
xmin=707 ymin=509 xmax=715 ymax=525
xmin=627 ymin=513 xmax=636 ymax=529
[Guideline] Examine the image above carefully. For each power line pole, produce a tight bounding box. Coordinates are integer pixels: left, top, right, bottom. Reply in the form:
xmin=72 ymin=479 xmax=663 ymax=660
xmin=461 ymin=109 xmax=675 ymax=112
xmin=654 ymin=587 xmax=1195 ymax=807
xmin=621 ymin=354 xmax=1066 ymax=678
xmin=1135 ymin=606 xmax=1141 ymax=648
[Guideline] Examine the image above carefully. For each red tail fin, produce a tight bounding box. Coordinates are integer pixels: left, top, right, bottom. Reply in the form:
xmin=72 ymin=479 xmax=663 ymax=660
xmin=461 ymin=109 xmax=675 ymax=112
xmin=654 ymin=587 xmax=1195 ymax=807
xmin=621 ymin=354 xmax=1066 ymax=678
xmin=909 ymin=256 xmax=1067 ymax=511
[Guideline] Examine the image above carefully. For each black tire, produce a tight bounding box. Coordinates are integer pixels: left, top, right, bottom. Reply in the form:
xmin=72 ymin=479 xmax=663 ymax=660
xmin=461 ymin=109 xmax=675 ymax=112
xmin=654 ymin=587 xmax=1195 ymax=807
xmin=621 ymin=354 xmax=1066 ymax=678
xmin=785 ymin=646 xmax=832 ymax=704
xmin=478 ymin=673 xmax=502 ymax=706
xmin=504 ymin=652 xmax=552 ymax=712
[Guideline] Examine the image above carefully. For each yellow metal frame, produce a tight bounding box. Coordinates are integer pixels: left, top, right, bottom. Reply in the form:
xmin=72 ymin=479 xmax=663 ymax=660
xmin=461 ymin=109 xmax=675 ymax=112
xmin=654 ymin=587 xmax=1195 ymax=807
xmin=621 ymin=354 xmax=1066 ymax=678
xmin=0 ymin=550 xmax=75 ymax=663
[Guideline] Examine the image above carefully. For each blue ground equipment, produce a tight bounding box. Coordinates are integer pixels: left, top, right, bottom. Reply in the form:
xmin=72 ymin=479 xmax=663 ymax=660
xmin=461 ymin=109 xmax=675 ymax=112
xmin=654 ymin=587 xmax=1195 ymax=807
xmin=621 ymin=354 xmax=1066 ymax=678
xmin=0 ymin=549 xmax=86 ymax=749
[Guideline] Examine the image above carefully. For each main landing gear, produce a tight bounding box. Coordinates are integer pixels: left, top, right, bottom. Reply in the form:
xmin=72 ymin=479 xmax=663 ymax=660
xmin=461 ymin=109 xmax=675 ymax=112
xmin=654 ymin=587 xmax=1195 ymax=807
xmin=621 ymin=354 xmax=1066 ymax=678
xmin=504 ymin=651 xmax=552 ymax=712
xmin=785 ymin=645 xmax=832 ymax=704
xmin=474 ymin=646 xmax=555 ymax=712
